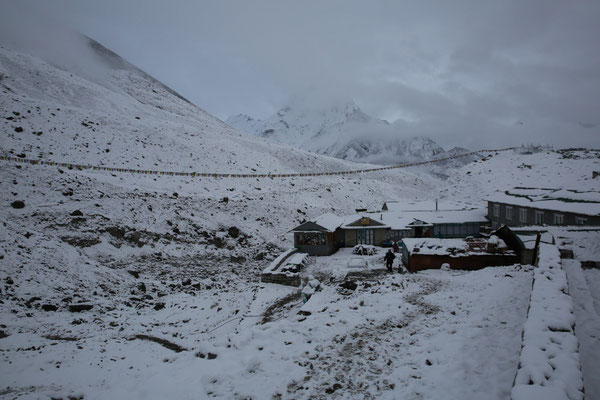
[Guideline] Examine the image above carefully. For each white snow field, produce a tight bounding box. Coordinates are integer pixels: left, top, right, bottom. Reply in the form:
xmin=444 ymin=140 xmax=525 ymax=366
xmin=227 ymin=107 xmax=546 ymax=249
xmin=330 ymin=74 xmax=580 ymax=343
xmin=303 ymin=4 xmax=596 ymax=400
xmin=1 ymin=35 xmax=599 ymax=399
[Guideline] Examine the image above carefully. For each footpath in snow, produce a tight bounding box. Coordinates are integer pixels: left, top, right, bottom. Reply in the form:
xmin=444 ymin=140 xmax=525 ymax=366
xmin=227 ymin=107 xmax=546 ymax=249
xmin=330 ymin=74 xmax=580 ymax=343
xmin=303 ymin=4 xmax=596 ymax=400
xmin=563 ymin=259 xmax=600 ymax=400
xmin=512 ymin=244 xmax=584 ymax=400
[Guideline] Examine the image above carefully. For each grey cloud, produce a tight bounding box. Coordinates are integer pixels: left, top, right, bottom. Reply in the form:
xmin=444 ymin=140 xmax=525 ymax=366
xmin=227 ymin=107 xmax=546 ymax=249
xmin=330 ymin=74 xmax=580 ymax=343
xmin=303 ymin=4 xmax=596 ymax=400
xmin=2 ymin=0 xmax=600 ymax=149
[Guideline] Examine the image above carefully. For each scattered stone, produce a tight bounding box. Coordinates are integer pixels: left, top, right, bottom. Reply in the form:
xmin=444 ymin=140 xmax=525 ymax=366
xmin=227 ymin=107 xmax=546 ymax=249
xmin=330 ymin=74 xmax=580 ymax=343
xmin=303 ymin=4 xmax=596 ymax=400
xmin=42 ymin=304 xmax=58 ymax=312
xmin=25 ymin=297 xmax=42 ymax=308
xmin=128 ymin=270 xmax=140 ymax=279
xmin=14 ymin=126 xmax=23 ymax=133
xmin=425 ymin=359 xmax=432 ymax=366
xmin=133 ymin=334 xmax=186 ymax=352
xmin=5 ymin=277 xmax=14 ymax=285
xmin=182 ymin=278 xmax=191 ymax=286
xmin=68 ymin=304 xmax=93 ymax=312
xmin=0 ymin=330 xmax=9 ymax=339
xmin=207 ymin=352 xmax=217 ymax=360
xmin=43 ymin=335 xmax=78 ymax=341
xmin=154 ymin=302 xmax=165 ymax=311
xmin=325 ymin=383 xmax=342 ymax=394
xmin=137 ymin=282 xmax=146 ymax=292
xmin=70 ymin=210 xmax=84 ymax=216
xmin=61 ymin=236 xmax=101 ymax=248
xmin=339 ymin=280 xmax=358 ymax=291
xmin=10 ymin=200 xmax=25 ymax=209
xmin=227 ymin=226 xmax=240 ymax=238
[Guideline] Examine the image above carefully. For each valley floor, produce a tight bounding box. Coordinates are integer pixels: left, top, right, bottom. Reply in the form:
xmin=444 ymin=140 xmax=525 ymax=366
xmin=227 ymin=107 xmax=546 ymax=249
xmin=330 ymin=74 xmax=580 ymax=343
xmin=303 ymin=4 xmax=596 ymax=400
xmin=1 ymin=258 xmax=532 ymax=400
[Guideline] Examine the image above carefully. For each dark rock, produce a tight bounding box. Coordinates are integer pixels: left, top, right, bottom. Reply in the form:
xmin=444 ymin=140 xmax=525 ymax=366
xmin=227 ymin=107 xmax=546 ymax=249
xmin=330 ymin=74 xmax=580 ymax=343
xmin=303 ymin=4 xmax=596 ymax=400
xmin=0 ymin=330 xmax=9 ymax=339
xmin=106 ymin=226 xmax=126 ymax=238
xmin=14 ymin=126 xmax=23 ymax=133
xmin=212 ymin=236 xmax=225 ymax=248
xmin=61 ymin=236 xmax=101 ymax=248
xmin=340 ymin=280 xmax=358 ymax=291
xmin=325 ymin=383 xmax=342 ymax=394
xmin=220 ymin=197 xmax=229 ymax=203
xmin=128 ymin=270 xmax=140 ymax=278
xmin=68 ymin=304 xmax=93 ymax=312
xmin=25 ymin=297 xmax=41 ymax=308
xmin=5 ymin=277 xmax=14 ymax=285
xmin=425 ymin=359 xmax=432 ymax=366
xmin=70 ymin=210 xmax=83 ymax=216
xmin=154 ymin=302 xmax=165 ymax=311
xmin=195 ymin=352 xmax=206 ymax=358
xmin=230 ymin=255 xmax=246 ymax=263
xmin=137 ymin=282 xmax=146 ymax=292
xmin=207 ymin=352 xmax=217 ymax=360
xmin=182 ymin=279 xmax=191 ymax=286
xmin=172 ymin=192 xmax=178 ymax=198
xmin=42 ymin=304 xmax=58 ymax=312
xmin=227 ymin=226 xmax=240 ymax=238
xmin=10 ymin=200 xmax=25 ymax=209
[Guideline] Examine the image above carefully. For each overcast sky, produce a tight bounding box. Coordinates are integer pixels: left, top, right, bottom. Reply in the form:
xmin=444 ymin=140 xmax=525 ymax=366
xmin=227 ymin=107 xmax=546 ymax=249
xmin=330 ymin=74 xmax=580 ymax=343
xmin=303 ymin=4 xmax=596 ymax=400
xmin=4 ymin=1 xmax=600 ymax=149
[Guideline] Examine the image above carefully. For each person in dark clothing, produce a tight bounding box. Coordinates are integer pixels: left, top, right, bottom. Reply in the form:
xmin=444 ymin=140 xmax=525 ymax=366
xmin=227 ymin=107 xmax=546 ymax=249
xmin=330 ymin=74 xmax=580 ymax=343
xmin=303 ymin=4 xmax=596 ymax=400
xmin=384 ymin=249 xmax=395 ymax=272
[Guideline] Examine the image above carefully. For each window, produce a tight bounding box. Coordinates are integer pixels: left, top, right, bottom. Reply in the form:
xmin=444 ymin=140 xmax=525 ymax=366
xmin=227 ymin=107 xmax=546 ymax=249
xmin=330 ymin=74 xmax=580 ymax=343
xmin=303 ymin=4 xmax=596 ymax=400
xmin=506 ymin=206 xmax=513 ymax=220
xmin=575 ymin=217 xmax=587 ymax=225
xmin=535 ymin=211 xmax=544 ymax=225
xmin=295 ymin=232 xmax=327 ymax=246
xmin=493 ymin=204 xmax=500 ymax=217
xmin=519 ymin=208 xmax=527 ymax=223
xmin=357 ymin=229 xmax=374 ymax=245
xmin=553 ymin=213 xmax=564 ymax=225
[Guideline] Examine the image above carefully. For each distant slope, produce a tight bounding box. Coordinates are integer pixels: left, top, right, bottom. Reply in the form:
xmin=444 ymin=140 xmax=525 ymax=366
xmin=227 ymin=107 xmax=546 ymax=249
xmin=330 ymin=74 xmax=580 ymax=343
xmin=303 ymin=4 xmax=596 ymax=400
xmin=438 ymin=149 xmax=600 ymax=203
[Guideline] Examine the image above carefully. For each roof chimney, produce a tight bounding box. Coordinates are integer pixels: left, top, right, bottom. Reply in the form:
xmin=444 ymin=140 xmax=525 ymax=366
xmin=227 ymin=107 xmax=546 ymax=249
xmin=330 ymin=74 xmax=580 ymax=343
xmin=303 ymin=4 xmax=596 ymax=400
xmin=435 ymin=199 xmax=438 ymax=211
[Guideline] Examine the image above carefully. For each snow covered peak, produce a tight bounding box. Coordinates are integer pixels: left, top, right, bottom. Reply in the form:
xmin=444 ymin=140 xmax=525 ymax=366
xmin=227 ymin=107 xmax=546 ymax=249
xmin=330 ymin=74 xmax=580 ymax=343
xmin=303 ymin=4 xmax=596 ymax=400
xmin=227 ymin=101 xmax=466 ymax=166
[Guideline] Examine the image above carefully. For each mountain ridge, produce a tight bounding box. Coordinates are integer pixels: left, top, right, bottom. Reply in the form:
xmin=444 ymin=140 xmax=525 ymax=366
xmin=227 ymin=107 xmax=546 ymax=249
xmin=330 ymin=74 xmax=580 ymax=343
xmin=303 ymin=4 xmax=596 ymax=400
xmin=227 ymin=101 xmax=478 ymax=166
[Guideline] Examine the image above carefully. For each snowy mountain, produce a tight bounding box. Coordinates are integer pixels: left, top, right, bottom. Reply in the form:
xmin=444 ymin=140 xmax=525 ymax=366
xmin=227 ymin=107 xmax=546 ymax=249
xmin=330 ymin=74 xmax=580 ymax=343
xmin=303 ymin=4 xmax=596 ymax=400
xmin=1 ymin=28 xmax=598 ymax=400
xmin=0 ymin=32 xmax=445 ymax=398
xmin=227 ymin=101 xmax=473 ymax=166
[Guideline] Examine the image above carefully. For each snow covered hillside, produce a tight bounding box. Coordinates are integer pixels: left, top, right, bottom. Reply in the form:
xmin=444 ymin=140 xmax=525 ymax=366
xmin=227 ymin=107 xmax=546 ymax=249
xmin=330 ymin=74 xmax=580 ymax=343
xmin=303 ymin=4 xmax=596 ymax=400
xmin=1 ymin=32 xmax=599 ymax=399
xmin=0 ymin=35 xmax=443 ymax=399
xmin=438 ymin=148 xmax=600 ymax=202
xmin=227 ymin=101 xmax=478 ymax=166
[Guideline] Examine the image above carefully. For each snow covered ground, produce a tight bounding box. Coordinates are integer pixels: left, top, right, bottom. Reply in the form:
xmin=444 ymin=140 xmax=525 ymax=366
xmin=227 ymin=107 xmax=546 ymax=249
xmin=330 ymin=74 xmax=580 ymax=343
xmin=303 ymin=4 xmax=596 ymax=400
xmin=1 ymin=33 xmax=599 ymax=399
xmin=1 ymin=251 xmax=532 ymax=399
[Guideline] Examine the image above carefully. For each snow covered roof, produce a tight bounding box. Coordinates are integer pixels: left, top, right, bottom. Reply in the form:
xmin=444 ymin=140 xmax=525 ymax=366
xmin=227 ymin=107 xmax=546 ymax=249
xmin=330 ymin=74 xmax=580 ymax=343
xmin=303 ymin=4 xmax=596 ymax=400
xmin=333 ymin=208 xmax=487 ymax=231
xmin=488 ymin=188 xmax=600 ymax=216
xmin=378 ymin=208 xmax=487 ymax=230
xmin=402 ymin=238 xmax=469 ymax=255
xmin=382 ymin=200 xmax=471 ymax=212
xmin=341 ymin=214 xmax=390 ymax=229
xmin=311 ymin=213 xmax=346 ymax=232
xmin=402 ymin=237 xmax=514 ymax=256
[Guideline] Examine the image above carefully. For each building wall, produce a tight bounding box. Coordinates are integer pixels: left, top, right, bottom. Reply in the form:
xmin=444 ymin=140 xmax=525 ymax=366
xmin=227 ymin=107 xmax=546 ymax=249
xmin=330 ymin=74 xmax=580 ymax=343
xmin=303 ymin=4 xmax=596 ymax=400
xmin=406 ymin=253 xmax=519 ymax=273
xmin=488 ymin=201 xmax=600 ymax=228
xmin=341 ymin=228 xmax=389 ymax=246
xmin=432 ymin=222 xmax=482 ymax=238
xmin=295 ymin=243 xmax=335 ymax=256
xmin=374 ymin=229 xmax=387 ymax=245
xmin=344 ymin=229 xmax=357 ymax=247
xmin=294 ymin=232 xmax=336 ymax=256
